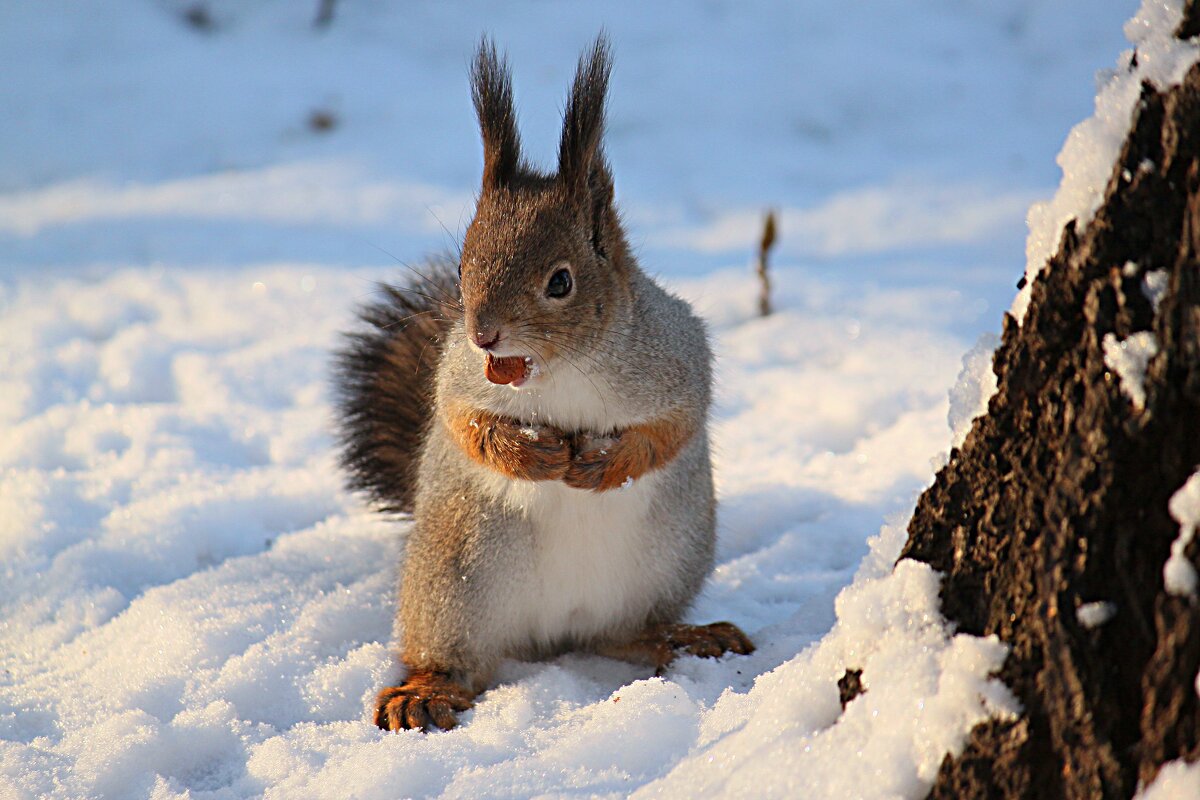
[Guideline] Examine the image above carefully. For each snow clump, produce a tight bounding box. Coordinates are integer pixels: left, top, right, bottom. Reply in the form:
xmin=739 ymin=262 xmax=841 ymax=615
xmin=1076 ymin=601 xmax=1117 ymax=629
xmin=1164 ymin=470 xmax=1200 ymax=596
xmin=1102 ymin=331 xmax=1159 ymax=411
xmin=947 ymin=333 xmax=1001 ymax=448
xmin=1142 ymin=269 xmax=1170 ymax=312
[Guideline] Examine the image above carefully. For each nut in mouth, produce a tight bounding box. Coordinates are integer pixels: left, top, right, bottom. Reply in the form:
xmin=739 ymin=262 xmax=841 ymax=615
xmin=485 ymin=353 xmax=533 ymax=386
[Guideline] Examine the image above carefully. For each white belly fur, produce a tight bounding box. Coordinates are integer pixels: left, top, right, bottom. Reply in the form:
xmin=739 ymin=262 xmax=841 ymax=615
xmin=470 ymin=357 xmax=670 ymax=653
xmin=478 ymin=466 xmax=664 ymax=651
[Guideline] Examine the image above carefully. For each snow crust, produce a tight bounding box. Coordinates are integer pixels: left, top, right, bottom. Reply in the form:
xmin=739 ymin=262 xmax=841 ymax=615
xmin=1165 ymin=471 xmax=1200 ymax=597
xmin=0 ymin=1 xmax=1141 ymax=797
xmin=1014 ymin=0 xmax=1200 ymax=322
xmin=1103 ymin=331 xmax=1160 ymax=411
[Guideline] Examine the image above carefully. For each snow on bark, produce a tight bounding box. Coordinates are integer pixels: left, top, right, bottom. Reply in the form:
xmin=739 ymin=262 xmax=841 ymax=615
xmin=1014 ymin=0 xmax=1200 ymax=323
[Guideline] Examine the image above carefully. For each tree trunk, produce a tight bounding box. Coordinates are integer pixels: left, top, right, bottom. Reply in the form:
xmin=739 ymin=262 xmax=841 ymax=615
xmin=898 ymin=13 xmax=1200 ymax=798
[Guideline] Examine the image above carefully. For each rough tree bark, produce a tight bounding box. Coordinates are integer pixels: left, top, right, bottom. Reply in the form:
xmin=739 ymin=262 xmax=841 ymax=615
xmin=896 ymin=10 xmax=1200 ymax=799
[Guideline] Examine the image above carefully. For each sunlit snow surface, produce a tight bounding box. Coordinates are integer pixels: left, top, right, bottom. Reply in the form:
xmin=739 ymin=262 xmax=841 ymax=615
xmin=0 ymin=0 xmax=1150 ymax=798
xmin=1 ymin=266 xmax=1013 ymax=799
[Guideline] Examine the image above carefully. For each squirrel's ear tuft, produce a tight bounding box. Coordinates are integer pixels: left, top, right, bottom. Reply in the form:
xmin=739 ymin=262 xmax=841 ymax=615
xmin=558 ymin=35 xmax=612 ymax=196
xmin=471 ymin=38 xmax=521 ymax=191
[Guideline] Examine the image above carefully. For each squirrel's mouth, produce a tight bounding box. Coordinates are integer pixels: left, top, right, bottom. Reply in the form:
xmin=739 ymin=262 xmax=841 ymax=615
xmin=485 ymin=353 xmax=537 ymax=387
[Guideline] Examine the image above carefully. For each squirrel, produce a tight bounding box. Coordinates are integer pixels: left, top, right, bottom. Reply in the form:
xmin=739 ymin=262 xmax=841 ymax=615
xmin=334 ymin=35 xmax=754 ymax=732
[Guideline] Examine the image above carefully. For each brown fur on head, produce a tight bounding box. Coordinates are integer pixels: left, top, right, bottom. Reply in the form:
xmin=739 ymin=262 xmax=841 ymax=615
xmin=459 ymin=36 xmax=632 ymax=373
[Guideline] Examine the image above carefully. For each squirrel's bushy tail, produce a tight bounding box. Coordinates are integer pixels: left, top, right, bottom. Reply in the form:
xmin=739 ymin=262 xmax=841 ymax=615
xmin=334 ymin=259 xmax=461 ymax=514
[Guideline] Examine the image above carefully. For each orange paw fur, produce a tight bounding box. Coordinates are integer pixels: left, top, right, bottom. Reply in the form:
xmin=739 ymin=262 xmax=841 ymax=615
xmin=446 ymin=404 xmax=571 ymax=481
xmin=563 ymin=414 xmax=696 ymax=492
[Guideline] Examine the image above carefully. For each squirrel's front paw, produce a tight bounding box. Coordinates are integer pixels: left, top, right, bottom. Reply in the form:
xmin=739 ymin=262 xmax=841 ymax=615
xmin=489 ymin=418 xmax=572 ymax=481
xmin=566 ymin=434 xmax=643 ymax=491
xmin=373 ymin=671 xmax=474 ymax=732
xmin=563 ymin=434 xmax=627 ymax=491
xmin=449 ymin=405 xmax=572 ymax=481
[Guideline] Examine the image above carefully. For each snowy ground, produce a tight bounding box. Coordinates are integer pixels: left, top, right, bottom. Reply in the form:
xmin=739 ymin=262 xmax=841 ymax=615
xmin=0 ymin=1 xmax=1144 ymax=798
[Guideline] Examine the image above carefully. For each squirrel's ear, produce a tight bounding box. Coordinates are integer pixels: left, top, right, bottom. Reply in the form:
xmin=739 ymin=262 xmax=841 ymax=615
xmin=471 ymin=38 xmax=521 ymax=192
xmin=557 ymin=35 xmax=612 ymax=198
xmin=584 ymin=149 xmax=615 ymax=258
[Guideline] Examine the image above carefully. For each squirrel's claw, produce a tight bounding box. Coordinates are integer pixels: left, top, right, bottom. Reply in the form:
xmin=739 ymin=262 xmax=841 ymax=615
xmin=600 ymin=621 xmax=756 ymax=676
xmin=374 ymin=672 xmax=475 ymax=732
xmin=425 ymin=698 xmax=462 ymax=730
xmin=694 ymin=621 xmax=756 ymax=657
xmin=656 ymin=621 xmax=755 ymax=664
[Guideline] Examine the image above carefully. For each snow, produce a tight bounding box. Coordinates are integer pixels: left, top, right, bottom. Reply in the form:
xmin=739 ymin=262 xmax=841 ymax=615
xmin=1076 ymin=601 xmax=1118 ymax=629
xmin=1103 ymin=331 xmax=1160 ymax=410
xmin=0 ymin=0 xmax=1150 ymax=797
xmin=654 ymin=180 xmax=1038 ymax=259
xmin=636 ymin=537 xmax=1018 ymax=798
xmin=948 ymin=333 xmax=1001 ymax=448
xmin=1136 ymin=758 xmax=1200 ymax=799
xmin=1014 ymin=0 xmax=1200 ymax=322
xmin=1164 ymin=471 xmax=1200 ymax=597
xmin=1144 ymin=269 xmax=1170 ymax=312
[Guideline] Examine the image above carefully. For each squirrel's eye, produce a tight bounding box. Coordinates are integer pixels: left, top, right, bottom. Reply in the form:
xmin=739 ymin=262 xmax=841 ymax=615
xmin=457 ymin=262 xmax=463 ymax=281
xmin=545 ymin=268 xmax=573 ymax=299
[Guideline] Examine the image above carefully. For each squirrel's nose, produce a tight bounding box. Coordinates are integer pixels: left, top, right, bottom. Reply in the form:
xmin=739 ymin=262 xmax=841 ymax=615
xmin=473 ymin=328 xmax=501 ymax=351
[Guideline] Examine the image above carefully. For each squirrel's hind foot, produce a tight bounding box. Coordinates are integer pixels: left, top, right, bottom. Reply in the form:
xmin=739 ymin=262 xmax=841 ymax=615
xmin=374 ymin=670 xmax=475 ymax=732
xmin=600 ymin=621 xmax=755 ymax=675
